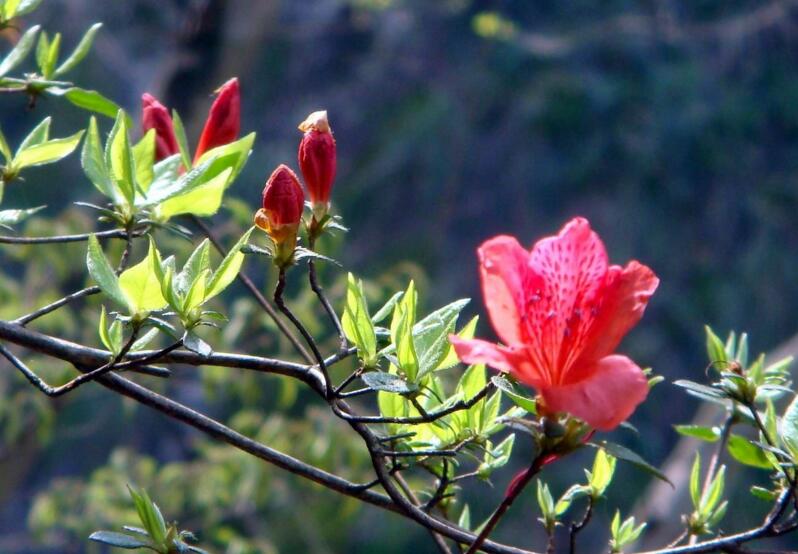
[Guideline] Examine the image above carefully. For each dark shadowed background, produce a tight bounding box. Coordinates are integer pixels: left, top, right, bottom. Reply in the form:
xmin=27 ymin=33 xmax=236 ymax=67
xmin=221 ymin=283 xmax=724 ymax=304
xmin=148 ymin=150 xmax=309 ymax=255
xmin=1 ymin=0 xmax=798 ymax=552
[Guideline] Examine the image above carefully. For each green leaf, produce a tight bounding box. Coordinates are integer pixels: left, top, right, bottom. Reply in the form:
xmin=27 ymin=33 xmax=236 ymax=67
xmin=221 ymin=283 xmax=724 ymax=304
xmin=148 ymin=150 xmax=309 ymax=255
xmin=701 ymin=465 xmax=725 ymax=515
xmin=205 ymin=228 xmax=254 ymax=301
xmin=779 ymin=395 xmax=798 ymax=461
xmin=143 ymin=154 xmax=220 ymax=205
xmin=588 ymin=448 xmax=616 ymax=498
xmin=0 ymin=125 xmax=12 ymax=162
xmin=86 ymin=234 xmax=127 ymax=308
xmin=372 ymin=291 xmax=403 ymax=324
xmin=491 ymin=375 xmax=537 ymax=414
xmin=97 ymin=305 xmax=113 ymax=352
xmin=156 ymin=166 xmax=232 ymax=219
xmin=414 ymin=298 xmax=470 ymax=379
xmin=705 ymin=326 xmax=727 ymax=366
xmin=458 ymin=505 xmax=471 ymax=531
xmin=54 ymin=23 xmax=102 ymax=77
xmin=13 ymin=130 xmax=83 ymax=169
xmin=17 ymin=117 xmax=51 ymax=152
xmin=361 ymin=372 xmax=418 ymax=394
xmin=674 ymin=425 xmax=720 ymax=442
xmin=689 ymin=453 xmax=701 ymax=508
xmin=81 ymin=117 xmax=120 ymax=202
xmin=0 ymin=25 xmax=40 ymax=78
xmin=37 ymin=31 xmax=60 ymax=79
xmin=130 ymin=328 xmax=159 ymax=352
xmin=394 ymin=302 xmax=419 ymax=381
xmin=727 ymin=434 xmax=772 ymax=470
xmin=105 ymin=110 xmax=136 ymax=205
xmin=183 ymin=331 xmax=212 ymax=357
xmin=170 ymin=109 xmax=192 ymax=169
xmin=132 ymin=129 xmax=155 ymax=192
xmin=9 ymin=0 xmax=44 ymax=18
xmin=45 ymin=87 xmax=124 ymax=120
xmin=88 ymin=531 xmax=153 ymax=549
xmin=193 ymin=132 xmax=255 ymax=184
xmin=127 ymin=486 xmax=166 ymax=545
xmin=592 ymin=440 xmax=673 ymax=486
xmin=342 ymin=273 xmax=378 ymax=366
xmin=175 ymin=240 xmax=211 ymax=297
xmin=0 ymin=205 xmax=44 ymax=227
xmin=182 ymin=269 xmax=210 ymax=313
xmin=438 ymin=315 xmax=478 ymax=370
xmin=118 ymin=242 xmax=168 ymax=314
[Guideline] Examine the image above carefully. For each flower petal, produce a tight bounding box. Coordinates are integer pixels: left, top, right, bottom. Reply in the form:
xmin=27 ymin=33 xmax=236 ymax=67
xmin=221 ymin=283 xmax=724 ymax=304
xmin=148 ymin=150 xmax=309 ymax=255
xmin=540 ymin=354 xmax=648 ymax=431
xmin=477 ymin=235 xmax=530 ymax=345
xmin=449 ymin=335 xmax=544 ymax=387
xmin=525 ymin=217 xmax=609 ymax=375
xmin=570 ymin=261 xmax=659 ymax=372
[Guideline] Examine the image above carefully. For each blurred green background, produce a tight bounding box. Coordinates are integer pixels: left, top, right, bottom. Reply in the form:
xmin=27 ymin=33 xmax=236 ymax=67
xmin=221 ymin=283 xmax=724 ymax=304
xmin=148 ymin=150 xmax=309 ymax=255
xmin=2 ymin=0 xmax=798 ymax=552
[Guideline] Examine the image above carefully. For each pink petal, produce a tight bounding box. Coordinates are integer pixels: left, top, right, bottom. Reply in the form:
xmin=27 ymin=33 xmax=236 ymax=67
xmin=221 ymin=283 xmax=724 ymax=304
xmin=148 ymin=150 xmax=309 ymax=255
xmin=540 ymin=354 xmax=648 ymax=431
xmin=525 ymin=217 xmax=609 ymax=375
xmin=449 ymin=335 xmax=544 ymax=387
xmin=477 ymin=236 xmax=530 ymax=345
xmin=568 ymin=261 xmax=659 ymax=376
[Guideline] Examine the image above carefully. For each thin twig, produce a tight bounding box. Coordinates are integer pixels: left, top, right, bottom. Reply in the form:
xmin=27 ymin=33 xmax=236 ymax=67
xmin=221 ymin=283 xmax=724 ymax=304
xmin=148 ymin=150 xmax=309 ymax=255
xmin=569 ymin=496 xmax=594 ymax=554
xmin=0 ymin=327 xmax=140 ymax=397
xmin=13 ymin=286 xmax=100 ymax=326
xmin=306 ymin=235 xmax=347 ymax=353
xmin=464 ymin=455 xmax=548 ymax=554
xmin=274 ymin=268 xmax=333 ymax=398
xmin=338 ymin=382 xmax=495 ymax=424
xmin=188 ymin=215 xmax=313 ymax=363
xmin=0 ymin=228 xmax=135 ymax=244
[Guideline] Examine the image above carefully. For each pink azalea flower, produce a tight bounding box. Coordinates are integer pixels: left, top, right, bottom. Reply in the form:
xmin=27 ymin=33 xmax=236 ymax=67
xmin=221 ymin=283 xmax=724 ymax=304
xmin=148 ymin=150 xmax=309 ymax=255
xmin=450 ymin=217 xmax=659 ymax=431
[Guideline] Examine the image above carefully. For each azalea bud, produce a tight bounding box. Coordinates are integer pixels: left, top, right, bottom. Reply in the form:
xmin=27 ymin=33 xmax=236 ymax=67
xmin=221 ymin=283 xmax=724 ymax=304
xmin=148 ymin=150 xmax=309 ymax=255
xmin=141 ymin=93 xmax=179 ymax=161
xmin=194 ymin=77 xmax=241 ymax=162
xmin=254 ymin=164 xmax=305 ymax=266
xmin=297 ymin=110 xmax=336 ymax=221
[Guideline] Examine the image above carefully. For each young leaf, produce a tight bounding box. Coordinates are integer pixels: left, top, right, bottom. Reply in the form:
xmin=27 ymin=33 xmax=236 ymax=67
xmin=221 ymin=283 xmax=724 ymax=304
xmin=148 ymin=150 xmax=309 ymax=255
xmin=705 ymin=326 xmax=727 ymax=366
xmin=727 ymin=434 xmax=774 ymax=469
xmin=491 ymin=375 xmax=537 ymax=414
xmin=17 ymin=117 xmax=51 ymax=152
xmin=171 ymin=109 xmax=192 ymax=169
xmin=183 ymin=331 xmax=212 ymax=357
xmin=592 ymin=441 xmax=673 ymax=486
xmin=342 ymin=273 xmax=378 ymax=367
xmin=81 ymin=117 xmax=118 ymax=201
xmin=205 ymin=227 xmax=254 ymax=300
xmin=118 ymin=242 xmax=168 ymax=314
xmin=674 ymin=425 xmax=720 ymax=442
xmin=361 ymin=372 xmax=418 ymax=394
xmin=54 ymin=22 xmax=102 ymax=77
xmin=372 ymin=291 xmax=403 ymax=324
xmin=588 ymin=448 xmax=616 ymax=498
xmin=88 ymin=531 xmax=152 ymax=549
xmin=105 ymin=110 xmax=136 ymax=205
xmin=780 ymin=395 xmax=798 ymax=461
xmin=689 ymin=453 xmax=701 ymax=508
xmin=0 ymin=205 xmax=45 ymax=227
xmin=86 ymin=235 xmax=127 ymax=308
xmin=0 ymin=25 xmax=40 ymax=78
xmin=155 ymin=166 xmax=232 ymax=219
xmin=48 ymin=87 xmax=124 ymax=119
xmin=132 ymin=129 xmax=156 ymax=192
xmin=12 ymin=130 xmax=83 ymax=169
xmin=174 ymin=240 xmax=211 ymax=297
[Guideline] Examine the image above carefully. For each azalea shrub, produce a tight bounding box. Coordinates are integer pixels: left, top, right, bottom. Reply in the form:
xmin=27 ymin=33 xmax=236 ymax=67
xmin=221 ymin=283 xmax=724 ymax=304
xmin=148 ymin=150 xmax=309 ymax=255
xmin=1 ymin=3 xmax=798 ymax=554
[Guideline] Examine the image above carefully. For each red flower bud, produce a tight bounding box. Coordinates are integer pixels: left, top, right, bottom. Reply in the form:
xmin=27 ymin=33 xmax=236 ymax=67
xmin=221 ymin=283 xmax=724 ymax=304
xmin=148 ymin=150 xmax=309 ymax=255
xmin=194 ymin=77 xmax=241 ymax=162
xmin=255 ymin=164 xmax=305 ymax=259
xmin=141 ymin=93 xmax=179 ymax=161
xmin=297 ymin=110 xmax=336 ymax=219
